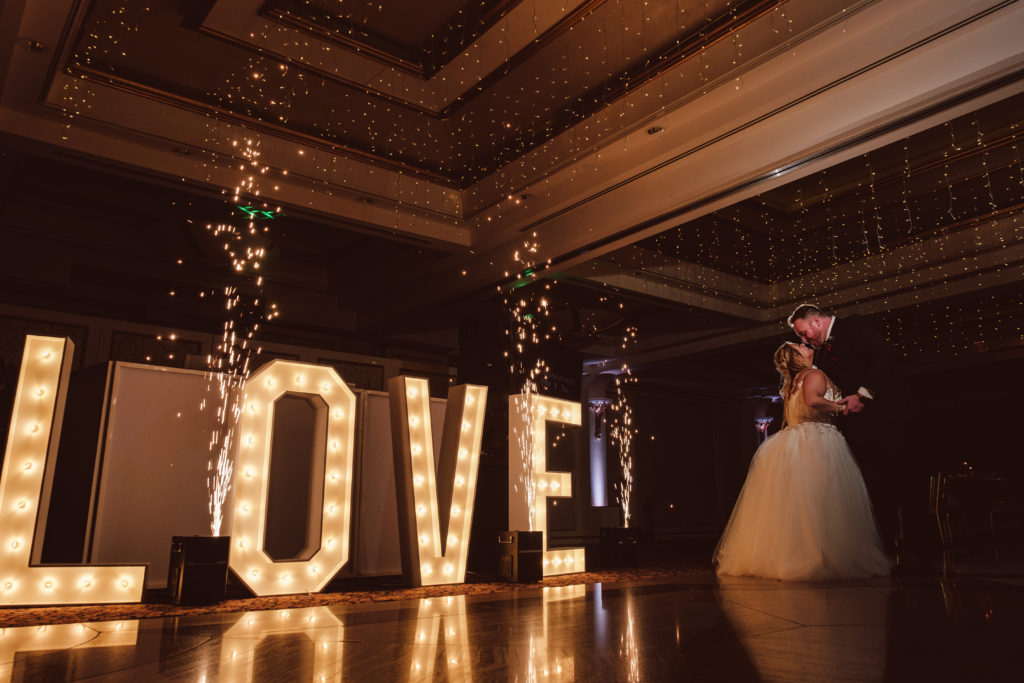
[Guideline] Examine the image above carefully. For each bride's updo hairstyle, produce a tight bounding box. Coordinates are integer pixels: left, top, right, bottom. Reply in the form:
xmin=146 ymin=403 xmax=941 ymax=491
xmin=773 ymin=342 xmax=809 ymax=401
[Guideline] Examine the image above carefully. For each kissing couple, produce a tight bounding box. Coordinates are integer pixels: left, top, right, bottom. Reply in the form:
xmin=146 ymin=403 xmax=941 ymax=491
xmin=714 ymin=304 xmax=915 ymax=580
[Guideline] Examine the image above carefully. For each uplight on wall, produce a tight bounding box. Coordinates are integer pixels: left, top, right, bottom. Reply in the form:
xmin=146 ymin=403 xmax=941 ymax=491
xmin=229 ymin=360 xmax=356 ymax=596
xmin=508 ymin=394 xmax=585 ymax=577
xmin=388 ymin=377 xmax=487 ymax=587
xmin=0 ymin=336 xmax=146 ymax=606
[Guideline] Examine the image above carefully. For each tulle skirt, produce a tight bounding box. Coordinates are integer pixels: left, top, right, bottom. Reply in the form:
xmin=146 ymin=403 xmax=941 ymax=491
xmin=714 ymin=422 xmax=890 ymax=580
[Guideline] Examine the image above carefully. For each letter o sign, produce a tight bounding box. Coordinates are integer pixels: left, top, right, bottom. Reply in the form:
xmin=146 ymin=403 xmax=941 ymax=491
xmin=229 ymin=360 xmax=356 ymax=596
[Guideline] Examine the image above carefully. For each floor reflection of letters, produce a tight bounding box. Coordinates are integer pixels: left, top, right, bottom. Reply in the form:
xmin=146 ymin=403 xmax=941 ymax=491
xmin=0 ymin=620 xmax=138 ymax=682
xmin=524 ymin=585 xmax=582 ymax=680
xmin=217 ymin=606 xmax=344 ymax=682
xmin=407 ymin=595 xmax=472 ymax=681
xmin=716 ymin=578 xmax=889 ymax=682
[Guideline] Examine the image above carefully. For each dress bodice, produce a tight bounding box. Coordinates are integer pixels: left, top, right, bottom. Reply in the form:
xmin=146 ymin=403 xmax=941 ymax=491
xmin=784 ymin=370 xmax=841 ymax=428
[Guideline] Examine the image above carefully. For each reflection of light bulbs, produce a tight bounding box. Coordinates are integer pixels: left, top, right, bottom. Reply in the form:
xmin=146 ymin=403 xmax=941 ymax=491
xmin=414 ymin=475 xmax=424 ymax=486
xmin=409 ymin=416 xmax=419 ymax=427
xmin=461 ymin=421 xmax=471 ymax=432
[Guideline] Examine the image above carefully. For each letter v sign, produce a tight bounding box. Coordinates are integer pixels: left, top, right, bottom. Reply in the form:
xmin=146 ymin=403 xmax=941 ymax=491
xmin=387 ymin=377 xmax=486 ymax=587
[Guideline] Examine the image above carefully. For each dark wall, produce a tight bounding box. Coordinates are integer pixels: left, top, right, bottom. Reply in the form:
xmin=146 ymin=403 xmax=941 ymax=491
xmin=627 ymin=389 xmax=750 ymax=534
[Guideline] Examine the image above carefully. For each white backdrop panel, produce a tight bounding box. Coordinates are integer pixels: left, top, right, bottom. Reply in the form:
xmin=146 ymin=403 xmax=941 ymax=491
xmin=89 ymin=363 xmax=224 ymax=589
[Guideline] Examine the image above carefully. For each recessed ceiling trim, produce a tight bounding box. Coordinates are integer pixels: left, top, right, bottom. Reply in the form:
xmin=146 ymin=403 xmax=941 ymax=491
xmin=261 ymin=0 xmax=527 ymax=79
xmin=195 ymin=0 xmax=608 ymax=119
xmin=517 ymin=64 xmax=1024 ymax=273
xmin=64 ymin=64 xmax=462 ymax=189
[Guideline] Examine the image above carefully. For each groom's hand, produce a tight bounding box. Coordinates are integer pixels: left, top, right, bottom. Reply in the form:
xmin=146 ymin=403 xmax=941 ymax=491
xmin=842 ymin=394 xmax=866 ymax=414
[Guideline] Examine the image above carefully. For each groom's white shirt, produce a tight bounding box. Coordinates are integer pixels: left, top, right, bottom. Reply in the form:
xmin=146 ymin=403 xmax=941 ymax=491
xmin=827 ymin=316 xmax=874 ymax=400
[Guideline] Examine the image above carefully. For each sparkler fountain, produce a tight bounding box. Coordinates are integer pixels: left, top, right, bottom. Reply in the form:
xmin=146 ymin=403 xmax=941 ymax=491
xmin=609 ymin=327 xmax=638 ymax=528
xmin=202 ymin=138 xmax=281 ymax=536
xmin=504 ymin=235 xmax=558 ymax=532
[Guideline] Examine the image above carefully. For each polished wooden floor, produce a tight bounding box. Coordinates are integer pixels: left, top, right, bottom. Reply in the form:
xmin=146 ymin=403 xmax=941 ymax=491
xmin=1 ymin=570 xmax=1020 ymax=681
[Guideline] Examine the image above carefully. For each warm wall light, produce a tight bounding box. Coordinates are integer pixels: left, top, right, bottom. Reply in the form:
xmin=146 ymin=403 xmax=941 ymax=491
xmin=388 ymin=377 xmax=487 ymax=587
xmin=509 ymin=394 xmax=585 ymax=577
xmin=229 ymin=360 xmax=356 ymax=596
xmin=0 ymin=336 xmax=146 ymax=606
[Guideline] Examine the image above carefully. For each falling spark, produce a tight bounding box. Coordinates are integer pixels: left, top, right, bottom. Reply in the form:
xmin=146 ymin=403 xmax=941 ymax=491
xmin=203 ymin=138 xmax=279 ymax=536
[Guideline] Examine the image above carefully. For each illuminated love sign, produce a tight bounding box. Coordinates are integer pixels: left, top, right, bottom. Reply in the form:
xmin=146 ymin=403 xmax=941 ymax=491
xmin=0 ymin=336 xmax=146 ymax=606
xmin=388 ymin=376 xmax=486 ymax=587
xmin=0 ymin=336 xmax=582 ymax=606
xmin=229 ymin=360 xmax=357 ymax=596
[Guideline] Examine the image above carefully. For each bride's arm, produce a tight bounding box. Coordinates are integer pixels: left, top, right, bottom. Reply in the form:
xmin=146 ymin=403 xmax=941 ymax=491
xmin=801 ymin=370 xmax=843 ymax=416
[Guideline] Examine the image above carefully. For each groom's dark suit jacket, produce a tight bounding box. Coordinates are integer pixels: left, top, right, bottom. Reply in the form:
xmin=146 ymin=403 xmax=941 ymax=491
xmin=814 ymin=316 xmax=931 ymax=554
xmin=813 ymin=314 xmax=913 ymax=443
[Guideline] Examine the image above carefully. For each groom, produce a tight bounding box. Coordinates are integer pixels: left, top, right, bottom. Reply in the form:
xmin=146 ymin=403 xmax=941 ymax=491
xmin=787 ymin=304 xmax=926 ymax=563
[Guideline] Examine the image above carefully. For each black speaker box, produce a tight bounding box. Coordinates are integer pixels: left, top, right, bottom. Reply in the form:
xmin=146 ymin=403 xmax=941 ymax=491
xmin=498 ymin=530 xmax=543 ymax=582
xmin=167 ymin=535 xmax=230 ymax=604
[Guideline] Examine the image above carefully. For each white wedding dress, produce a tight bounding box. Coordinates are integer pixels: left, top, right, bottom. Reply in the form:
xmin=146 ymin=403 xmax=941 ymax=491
xmin=714 ymin=370 xmax=890 ymax=580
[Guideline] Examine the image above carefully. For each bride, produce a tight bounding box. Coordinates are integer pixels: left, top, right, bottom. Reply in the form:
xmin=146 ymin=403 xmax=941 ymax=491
xmin=714 ymin=342 xmax=890 ymax=580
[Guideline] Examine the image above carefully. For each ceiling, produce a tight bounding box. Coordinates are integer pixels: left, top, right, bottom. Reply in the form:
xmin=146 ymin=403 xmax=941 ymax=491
xmin=1 ymin=0 xmax=1023 ymax=388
